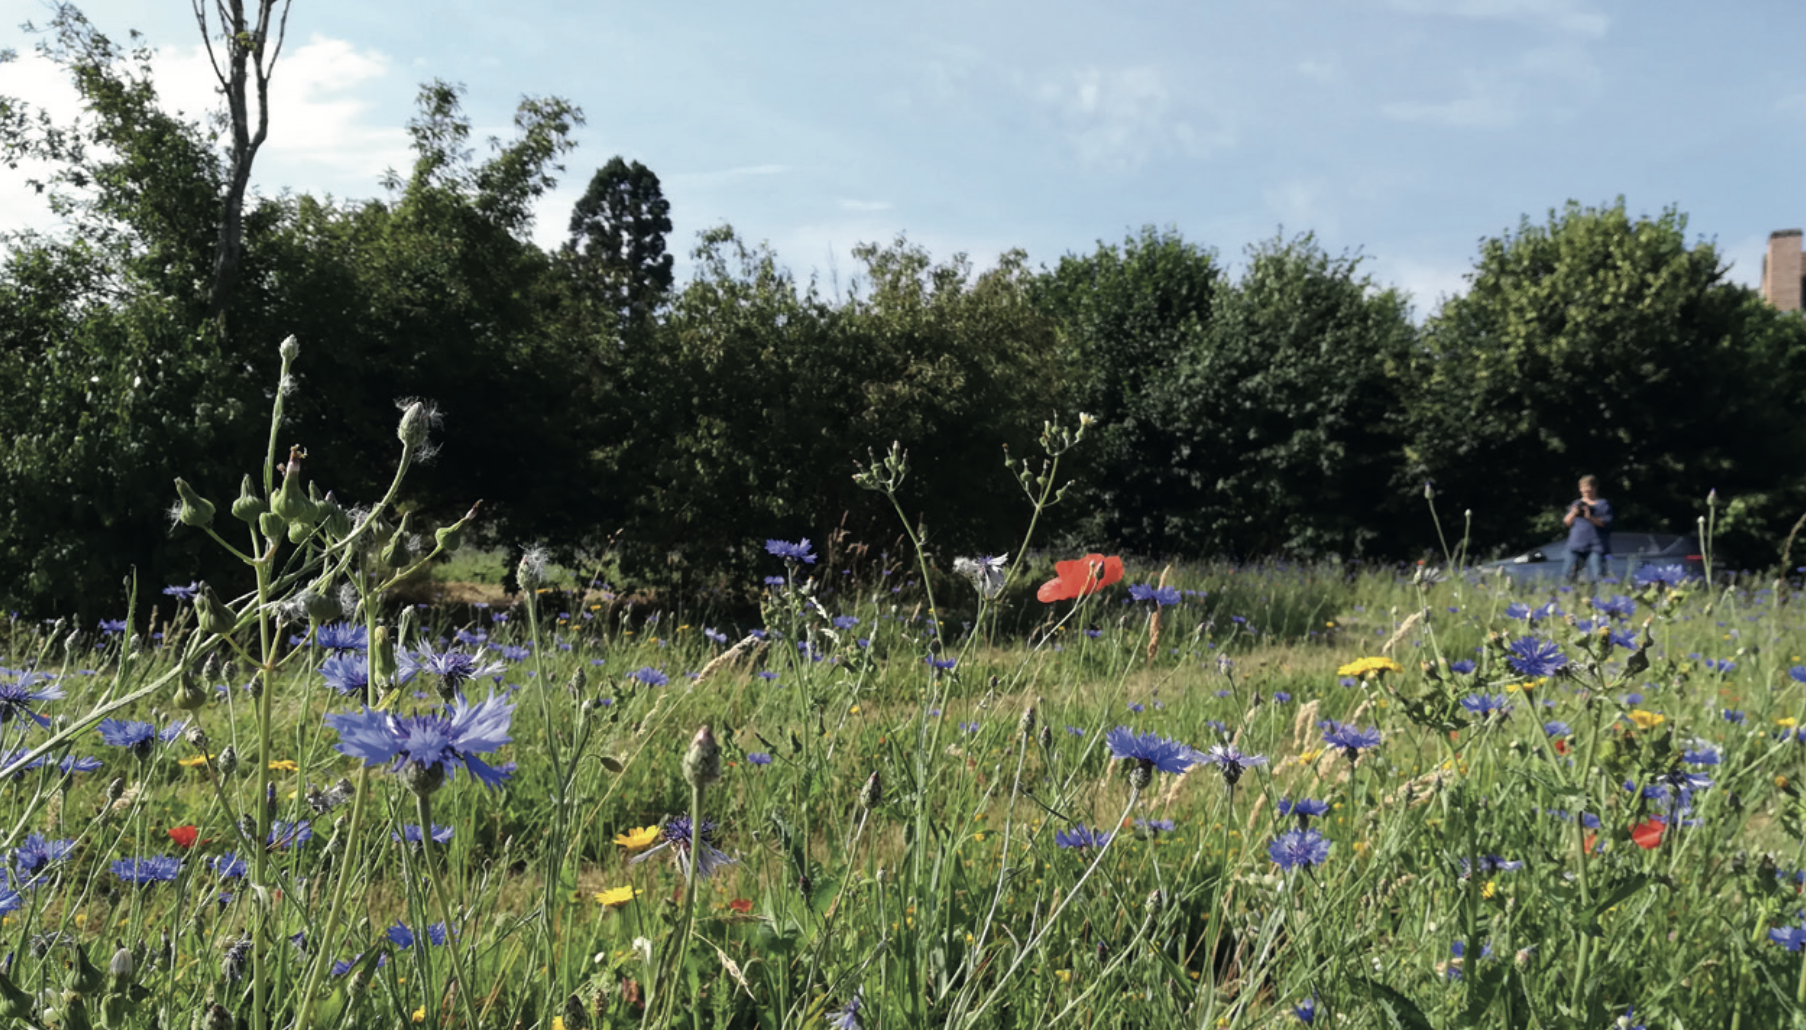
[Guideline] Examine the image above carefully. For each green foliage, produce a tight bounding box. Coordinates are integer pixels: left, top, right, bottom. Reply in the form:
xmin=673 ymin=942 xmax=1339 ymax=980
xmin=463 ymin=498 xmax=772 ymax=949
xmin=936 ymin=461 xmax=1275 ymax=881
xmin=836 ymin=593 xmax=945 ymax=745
xmin=564 ymin=155 xmax=676 ymax=331
xmin=1405 ymin=199 xmax=1806 ymax=562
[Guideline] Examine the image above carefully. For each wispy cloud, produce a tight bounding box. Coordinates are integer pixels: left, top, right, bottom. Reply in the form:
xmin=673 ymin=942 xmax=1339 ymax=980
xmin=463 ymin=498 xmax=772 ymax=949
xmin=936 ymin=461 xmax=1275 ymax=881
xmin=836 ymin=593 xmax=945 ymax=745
xmin=670 ymin=163 xmax=790 ymax=186
xmin=1382 ymin=78 xmax=1522 ymax=127
xmin=1032 ymin=66 xmax=1232 ymax=171
xmin=838 ymin=199 xmax=891 ymax=212
xmin=1383 ymin=0 xmax=1609 ymax=37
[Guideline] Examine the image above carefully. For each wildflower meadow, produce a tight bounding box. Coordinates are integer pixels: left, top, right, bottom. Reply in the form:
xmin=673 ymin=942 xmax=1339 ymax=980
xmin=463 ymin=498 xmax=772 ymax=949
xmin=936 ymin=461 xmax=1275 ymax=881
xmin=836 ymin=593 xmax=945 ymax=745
xmin=4 ymin=338 xmax=1806 ymax=1030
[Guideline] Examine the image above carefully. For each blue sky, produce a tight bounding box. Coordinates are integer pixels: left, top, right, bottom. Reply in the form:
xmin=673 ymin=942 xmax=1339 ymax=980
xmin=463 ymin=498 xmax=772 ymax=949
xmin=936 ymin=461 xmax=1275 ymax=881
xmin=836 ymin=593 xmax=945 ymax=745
xmin=2 ymin=0 xmax=1802 ymax=317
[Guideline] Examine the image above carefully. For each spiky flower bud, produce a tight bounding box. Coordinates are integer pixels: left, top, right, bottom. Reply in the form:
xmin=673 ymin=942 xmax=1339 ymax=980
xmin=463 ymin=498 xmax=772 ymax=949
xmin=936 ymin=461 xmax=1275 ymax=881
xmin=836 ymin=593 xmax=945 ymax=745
xmin=402 ymin=761 xmax=446 ymax=798
xmin=172 ymin=665 xmax=208 ymax=712
xmin=173 ymin=479 xmax=215 ymax=529
xmin=682 ymin=725 xmax=722 ymax=788
xmin=562 ymin=994 xmax=591 ymax=1030
xmin=302 ymin=585 xmax=341 ymax=625
xmin=278 ymin=335 xmax=299 ymax=362
xmin=63 ymin=630 xmax=80 ymax=659
xmin=1018 ymin=705 xmax=1036 ymax=741
xmin=859 ymin=770 xmax=883 ymax=811
xmin=270 ymin=447 xmax=315 ymax=526
xmin=1144 ymin=888 xmax=1165 ymax=916
xmin=397 ymin=401 xmax=430 ymax=451
xmin=106 ymin=947 xmax=134 ymax=992
xmin=185 ymin=724 xmax=209 ymax=752
xmin=1128 ymin=760 xmax=1154 ymax=792
xmin=216 ymin=746 xmax=239 ymax=778
xmin=517 ymin=546 xmax=550 ymax=590
xmin=104 ymin=778 xmax=125 ymax=804
xmin=230 ymin=474 xmax=266 ymax=524
xmin=381 ymin=515 xmax=413 ymax=569
xmin=371 ymin=627 xmax=397 ymax=688
xmin=1037 ymin=723 xmax=1053 ymax=750
xmin=195 ymin=583 xmax=232 ymax=636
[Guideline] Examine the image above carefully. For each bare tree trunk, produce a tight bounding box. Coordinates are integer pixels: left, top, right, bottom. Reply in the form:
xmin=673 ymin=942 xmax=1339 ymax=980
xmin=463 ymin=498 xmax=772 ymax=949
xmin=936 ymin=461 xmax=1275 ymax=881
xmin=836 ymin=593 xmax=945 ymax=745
xmin=193 ymin=0 xmax=291 ymax=336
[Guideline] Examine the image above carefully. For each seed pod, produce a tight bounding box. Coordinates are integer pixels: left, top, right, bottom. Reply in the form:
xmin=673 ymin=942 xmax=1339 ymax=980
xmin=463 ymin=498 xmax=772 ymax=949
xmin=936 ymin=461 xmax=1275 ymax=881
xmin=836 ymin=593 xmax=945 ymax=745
xmin=173 ymin=479 xmax=215 ymax=529
xmin=230 ymin=474 xmax=266 ymax=524
xmin=195 ymin=583 xmax=232 ymax=637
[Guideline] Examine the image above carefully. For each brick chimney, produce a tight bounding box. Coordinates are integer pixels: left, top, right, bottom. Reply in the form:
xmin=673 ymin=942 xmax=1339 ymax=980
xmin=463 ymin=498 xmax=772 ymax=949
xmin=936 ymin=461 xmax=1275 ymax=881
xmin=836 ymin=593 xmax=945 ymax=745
xmin=1763 ymin=229 xmax=1804 ymax=312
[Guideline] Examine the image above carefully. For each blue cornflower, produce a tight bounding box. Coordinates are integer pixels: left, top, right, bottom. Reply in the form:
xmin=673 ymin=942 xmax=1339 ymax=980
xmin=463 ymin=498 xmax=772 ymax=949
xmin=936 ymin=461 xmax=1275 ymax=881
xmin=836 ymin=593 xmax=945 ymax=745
xmin=1504 ymin=637 xmax=1567 ymax=678
xmin=630 ymin=667 xmax=669 ymax=687
xmin=1105 ymin=726 xmax=1201 ymax=776
xmin=1268 ymin=828 xmax=1331 ymax=870
xmin=765 ymin=539 xmax=817 ymax=564
xmin=1273 ymin=691 xmax=1292 ymax=703
xmin=498 ymin=645 xmax=531 ymax=663
xmin=1135 ymin=818 xmax=1175 ymax=834
xmin=1448 ymin=660 xmax=1476 ymax=675
xmin=757 ymin=671 xmax=779 ymax=681
xmin=14 ymin=833 xmax=74 ymax=880
xmin=1292 ymin=996 xmax=1318 ymax=1024
xmin=1278 ymin=798 xmax=1330 ymax=827
xmin=1634 ymin=564 xmax=1690 ymax=588
xmin=97 ymin=619 xmax=128 ymax=636
xmin=926 ymin=656 xmax=957 ymax=671
xmin=0 ymin=671 xmax=61 ymax=729
xmin=1458 ymin=856 xmax=1523 ymax=878
xmin=112 ymin=856 xmax=182 ymax=885
xmin=60 ymin=755 xmax=102 ymax=774
xmin=832 ymin=615 xmax=860 ymax=630
xmin=1682 ymin=747 xmax=1721 ymax=766
xmin=1723 ymin=709 xmax=1747 ymax=724
xmin=829 ymin=990 xmax=863 ymax=1030
xmin=319 ymin=653 xmax=370 ymax=697
xmin=1320 ymin=721 xmax=1382 ymax=761
xmin=1054 ymin=824 xmax=1111 ymax=850
xmin=311 ymin=623 xmax=368 ymax=655
xmin=1609 ymin=629 xmax=1638 ymax=651
xmin=703 ymin=627 xmax=728 ymax=645
xmin=1126 ymin=702 xmax=1145 ymax=714
xmin=212 ymin=853 xmax=247 ymax=879
xmin=1791 ymin=666 xmax=1806 ymax=686
xmin=411 ymin=644 xmax=504 ymax=693
xmin=1198 ymin=743 xmax=1267 ymax=787
xmin=1594 ymin=594 xmax=1636 ymax=619
xmin=1127 ymin=583 xmax=1182 ymax=606
xmin=630 ymin=816 xmax=735 ymax=880
xmin=162 ymin=581 xmax=199 ymax=601
xmin=1771 ymin=924 xmax=1806 ymax=952
xmin=325 ymin=691 xmax=515 ymax=794
xmin=267 ymin=820 xmax=312 ymax=849
xmin=1459 ymin=694 xmax=1511 ymax=719
xmin=1543 ymin=720 xmax=1572 ymax=738
xmin=959 ymin=721 xmax=980 ymax=734
xmin=746 ymin=752 xmax=773 ymax=766
xmin=97 ymin=719 xmax=162 ymax=759
xmin=1702 ymin=658 xmax=1734 ymax=674
xmin=763 ymin=576 xmax=786 ymax=587
xmin=387 ymin=921 xmax=449 ymax=948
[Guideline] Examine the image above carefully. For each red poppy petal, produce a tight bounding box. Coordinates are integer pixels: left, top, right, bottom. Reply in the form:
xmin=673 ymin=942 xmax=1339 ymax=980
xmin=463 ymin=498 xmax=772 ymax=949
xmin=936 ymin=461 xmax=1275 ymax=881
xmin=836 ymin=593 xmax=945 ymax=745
xmin=1037 ymin=577 xmax=1073 ymax=603
xmin=1630 ymin=818 xmax=1665 ymax=849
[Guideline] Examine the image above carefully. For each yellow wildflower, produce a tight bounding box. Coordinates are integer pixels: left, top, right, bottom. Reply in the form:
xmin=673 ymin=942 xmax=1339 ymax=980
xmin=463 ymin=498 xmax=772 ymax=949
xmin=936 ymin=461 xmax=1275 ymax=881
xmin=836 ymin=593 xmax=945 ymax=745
xmin=178 ymin=755 xmax=212 ymax=768
xmin=1627 ymin=710 xmax=1666 ymax=730
xmin=268 ymin=760 xmax=299 ymax=772
xmin=1779 ymin=718 xmax=1799 ymax=729
xmin=594 ymin=886 xmax=639 ymax=907
xmin=614 ymin=826 xmax=660 ymax=850
xmin=1481 ymin=880 xmax=1497 ymax=899
xmin=1337 ymin=656 xmax=1403 ymax=678
xmin=412 ymin=1007 xmax=426 ymax=1024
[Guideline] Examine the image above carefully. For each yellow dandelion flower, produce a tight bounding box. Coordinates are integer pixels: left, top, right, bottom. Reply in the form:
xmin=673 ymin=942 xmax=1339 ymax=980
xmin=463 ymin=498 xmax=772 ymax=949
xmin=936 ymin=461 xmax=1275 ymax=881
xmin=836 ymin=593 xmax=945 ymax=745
xmin=1481 ymin=880 xmax=1497 ymax=899
xmin=1337 ymin=656 xmax=1403 ymax=678
xmin=1777 ymin=775 xmax=1790 ymax=789
xmin=614 ymin=826 xmax=660 ymax=850
xmin=178 ymin=755 xmax=212 ymax=768
xmin=1627 ymin=710 xmax=1665 ymax=730
xmin=1299 ymin=748 xmax=1323 ymax=764
xmin=412 ymin=1007 xmax=426 ymax=1024
xmin=268 ymin=760 xmax=299 ymax=772
xmin=594 ymin=886 xmax=639 ymax=907
xmin=1778 ymin=717 xmax=1799 ymax=729
xmin=554 ymin=1020 xmax=567 ymax=1030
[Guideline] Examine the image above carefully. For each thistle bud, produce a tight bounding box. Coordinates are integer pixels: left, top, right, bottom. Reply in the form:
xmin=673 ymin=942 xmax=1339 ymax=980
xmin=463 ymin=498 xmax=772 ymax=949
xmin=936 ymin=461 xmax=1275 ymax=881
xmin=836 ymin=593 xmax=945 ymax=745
xmin=106 ymin=947 xmax=134 ymax=992
xmin=381 ymin=515 xmax=413 ymax=569
xmin=64 ymin=630 xmax=81 ymax=659
xmin=1129 ymin=760 xmax=1154 ymax=792
xmin=104 ymin=778 xmax=125 ymax=805
xmin=401 ymin=761 xmax=446 ymax=798
xmin=1018 ymin=705 xmax=1036 ymax=741
xmin=216 ymin=746 xmax=239 ymax=778
xmin=517 ymin=546 xmax=550 ymax=590
xmin=230 ymin=474 xmax=266 ymax=524
xmin=173 ymin=479 xmax=215 ymax=529
xmin=1144 ymin=888 xmax=1165 ymax=916
xmin=185 ymin=724 xmax=209 ymax=752
xmin=195 ymin=583 xmax=232 ymax=636
xmin=682 ymin=725 xmax=722 ymax=788
xmin=172 ymin=665 xmax=208 ymax=712
xmin=859 ymin=770 xmax=883 ymax=810
xmin=565 ymin=667 xmax=587 ymax=697
xmin=278 ymin=335 xmax=299 ymax=363
xmin=1037 ymin=723 xmax=1053 ymax=750
xmin=561 ymin=994 xmax=591 ymax=1030
xmin=397 ymin=401 xmax=430 ymax=451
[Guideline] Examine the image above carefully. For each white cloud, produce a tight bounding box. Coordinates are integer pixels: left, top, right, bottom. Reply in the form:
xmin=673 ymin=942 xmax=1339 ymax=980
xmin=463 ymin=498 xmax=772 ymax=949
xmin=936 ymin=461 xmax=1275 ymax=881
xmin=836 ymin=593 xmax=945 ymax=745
xmin=838 ymin=199 xmax=891 ymax=212
xmin=1296 ymin=59 xmax=1336 ymax=82
xmin=1033 ymin=66 xmax=1232 ymax=171
xmin=1261 ymin=179 xmax=1336 ymax=234
xmin=669 ymin=163 xmax=789 ymax=186
xmin=1382 ymin=257 xmax=1473 ymax=320
xmin=1383 ymin=0 xmax=1609 ymax=37
xmin=1382 ymin=79 xmax=1522 ymax=127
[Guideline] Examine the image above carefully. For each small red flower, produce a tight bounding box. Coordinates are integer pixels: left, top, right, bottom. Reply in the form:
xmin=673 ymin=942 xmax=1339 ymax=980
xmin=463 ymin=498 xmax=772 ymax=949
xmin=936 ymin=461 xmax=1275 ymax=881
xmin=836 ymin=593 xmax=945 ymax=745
xmin=1630 ymin=817 xmax=1666 ymax=850
xmin=168 ymin=825 xmax=199 ymax=850
xmin=726 ymin=898 xmax=753 ymax=914
xmin=1036 ymin=554 xmax=1124 ymax=603
xmin=1553 ymin=738 xmax=1569 ymax=756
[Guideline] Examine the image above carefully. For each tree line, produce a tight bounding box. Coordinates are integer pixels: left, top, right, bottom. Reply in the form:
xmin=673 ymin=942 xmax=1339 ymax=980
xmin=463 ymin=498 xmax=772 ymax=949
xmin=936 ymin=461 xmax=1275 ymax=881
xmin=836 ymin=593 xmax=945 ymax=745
xmin=3 ymin=8 xmax=1805 ymax=617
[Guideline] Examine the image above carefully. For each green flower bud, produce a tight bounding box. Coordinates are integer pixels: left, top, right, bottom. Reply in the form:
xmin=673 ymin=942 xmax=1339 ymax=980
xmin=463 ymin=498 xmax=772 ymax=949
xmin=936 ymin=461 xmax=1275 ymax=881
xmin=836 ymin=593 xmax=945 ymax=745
xmin=287 ymin=518 xmax=313 ymax=545
xmin=0 ymin=967 xmax=34 ymax=1019
xmin=1128 ymin=760 xmax=1154 ymax=792
xmin=303 ymin=584 xmax=341 ymax=624
xmin=562 ymin=994 xmax=591 ymax=1030
xmin=69 ymin=944 xmax=106 ymax=993
xmin=682 ymin=725 xmax=721 ymax=788
xmin=172 ymin=665 xmax=208 ymax=712
xmin=319 ymin=492 xmax=353 ymax=539
xmin=271 ymin=447 xmax=316 ymax=525
xmin=382 ymin=515 xmax=413 ymax=569
xmin=402 ymin=761 xmax=445 ymax=798
xmin=371 ymin=626 xmax=397 ymax=687
xmin=230 ymin=475 xmax=266 ymax=524
xmin=397 ymin=401 xmax=430 ymax=451
xmin=258 ymin=510 xmax=285 ymax=541
xmin=435 ymin=502 xmax=481 ymax=555
xmin=216 ymin=746 xmax=239 ymax=777
xmin=173 ymin=478 xmax=215 ymax=529
xmin=61 ymin=992 xmax=92 ymax=1030
xmin=195 ymin=583 xmax=232 ymax=636
xmin=859 ymin=770 xmax=883 ymax=811
xmin=278 ymin=335 xmax=299 ymax=363
xmin=107 ymin=947 xmax=134 ymax=993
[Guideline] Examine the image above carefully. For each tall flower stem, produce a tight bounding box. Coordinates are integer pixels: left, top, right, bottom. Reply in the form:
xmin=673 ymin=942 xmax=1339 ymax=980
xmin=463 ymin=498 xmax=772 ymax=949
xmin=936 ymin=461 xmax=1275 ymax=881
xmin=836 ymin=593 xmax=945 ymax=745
xmin=522 ymin=592 xmax=572 ymax=1009
xmin=656 ymin=779 xmax=707 ymax=1030
xmin=292 ymin=766 xmax=372 ymax=1029
xmin=250 ymin=552 xmax=276 ymax=1030
xmin=418 ymin=790 xmax=483 ymax=1030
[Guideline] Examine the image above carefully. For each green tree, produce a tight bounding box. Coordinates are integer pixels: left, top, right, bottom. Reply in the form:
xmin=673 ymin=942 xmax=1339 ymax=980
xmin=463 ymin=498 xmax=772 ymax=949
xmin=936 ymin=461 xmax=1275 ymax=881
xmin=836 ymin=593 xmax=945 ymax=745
xmin=1033 ymin=227 xmax=1222 ymax=554
xmin=564 ymin=156 xmax=675 ymax=332
xmin=1155 ymin=234 xmax=1416 ymax=556
xmin=1406 ymin=199 xmax=1806 ymax=563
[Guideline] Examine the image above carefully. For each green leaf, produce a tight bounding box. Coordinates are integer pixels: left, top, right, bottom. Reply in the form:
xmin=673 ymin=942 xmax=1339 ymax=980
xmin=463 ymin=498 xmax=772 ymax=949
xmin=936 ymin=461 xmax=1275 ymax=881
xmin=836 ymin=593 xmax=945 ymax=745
xmin=1359 ymin=978 xmax=1438 ymax=1030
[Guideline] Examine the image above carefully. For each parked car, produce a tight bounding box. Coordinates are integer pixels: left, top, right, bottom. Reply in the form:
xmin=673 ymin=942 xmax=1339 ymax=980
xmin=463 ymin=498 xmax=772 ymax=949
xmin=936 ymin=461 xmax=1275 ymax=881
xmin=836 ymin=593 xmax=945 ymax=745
xmin=1482 ymin=532 xmax=1707 ymax=584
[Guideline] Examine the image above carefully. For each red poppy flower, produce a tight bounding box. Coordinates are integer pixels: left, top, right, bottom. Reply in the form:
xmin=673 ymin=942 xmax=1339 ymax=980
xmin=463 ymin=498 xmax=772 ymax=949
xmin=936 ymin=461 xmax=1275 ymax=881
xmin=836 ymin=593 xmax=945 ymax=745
xmin=168 ymin=825 xmax=199 ymax=850
xmin=1630 ymin=817 xmax=1666 ymax=850
xmin=1553 ymin=739 xmax=1569 ymax=756
xmin=726 ymin=898 xmax=753 ymax=913
xmin=1036 ymin=554 xmax=1124 ymax=603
